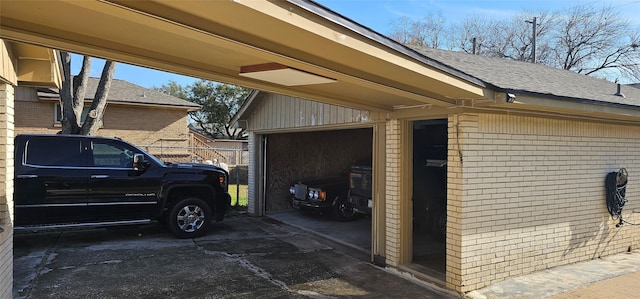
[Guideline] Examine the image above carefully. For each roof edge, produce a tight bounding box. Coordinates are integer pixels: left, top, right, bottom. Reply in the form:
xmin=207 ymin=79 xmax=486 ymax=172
xmin=507 ymin=89 xmax=640 ymax=112
xmin=287 ymin=0 xmax=487 ymax=88
xmin=230 ymin=89 xmax=262 ymax=128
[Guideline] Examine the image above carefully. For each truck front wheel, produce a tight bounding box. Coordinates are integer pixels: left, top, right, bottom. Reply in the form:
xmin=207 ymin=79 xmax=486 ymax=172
xmin=333 ymin=196 xmax=356 ymax=222
xmin=167 ymin=197 xmax=212 ymax=239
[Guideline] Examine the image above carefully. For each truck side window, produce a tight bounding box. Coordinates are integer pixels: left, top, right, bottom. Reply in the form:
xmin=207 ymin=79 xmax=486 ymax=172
xmin=25 ymin=138 xmax=84 ymax=167
xmin=91 ymin=141 xmax=133 ymax=168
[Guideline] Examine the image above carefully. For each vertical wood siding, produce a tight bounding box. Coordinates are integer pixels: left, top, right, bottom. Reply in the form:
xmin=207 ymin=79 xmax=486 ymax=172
xmin=247 ymin=93 xmax=370 ymax=131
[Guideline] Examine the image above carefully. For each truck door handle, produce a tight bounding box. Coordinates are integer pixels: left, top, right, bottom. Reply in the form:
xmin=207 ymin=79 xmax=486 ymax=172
xmin=17 ymin=174 xmax=38 ymax=179
xmin=91 ymin=175 xmax=109 ymax=179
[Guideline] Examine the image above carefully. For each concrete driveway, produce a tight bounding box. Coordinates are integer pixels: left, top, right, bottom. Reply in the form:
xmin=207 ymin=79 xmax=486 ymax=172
xmin=13 ymin=215 xmax=455 ymax=298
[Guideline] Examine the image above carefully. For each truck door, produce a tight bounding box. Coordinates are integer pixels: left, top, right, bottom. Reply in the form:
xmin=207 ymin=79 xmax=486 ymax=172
xmin=14 ymin=136 xmax=89 ymax=225
xmin=86 ymin=139 xmax=161 ymax=220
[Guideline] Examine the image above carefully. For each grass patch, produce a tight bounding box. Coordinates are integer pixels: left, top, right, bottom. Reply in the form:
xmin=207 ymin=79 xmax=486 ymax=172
xmin=228 ymin=184 xmax=248 ymax=207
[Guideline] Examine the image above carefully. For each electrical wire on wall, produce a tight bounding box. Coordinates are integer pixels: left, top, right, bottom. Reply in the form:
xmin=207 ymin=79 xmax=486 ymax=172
xmin=605 ymin=168 xmax=637 ymax=227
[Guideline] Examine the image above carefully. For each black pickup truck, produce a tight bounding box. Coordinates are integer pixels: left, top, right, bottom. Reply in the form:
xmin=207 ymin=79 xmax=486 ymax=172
xmin=348 ymin=160 xmax=373 ymax=215
xmin=13 ymin=134 xmax=231 ymax=238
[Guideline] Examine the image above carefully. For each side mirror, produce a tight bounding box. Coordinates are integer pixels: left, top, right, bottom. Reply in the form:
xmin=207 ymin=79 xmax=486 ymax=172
xmin=132 ymin=153 xmax=146 ymax=171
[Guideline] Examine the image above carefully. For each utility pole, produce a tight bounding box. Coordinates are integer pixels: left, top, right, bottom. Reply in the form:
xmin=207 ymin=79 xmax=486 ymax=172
xmin=525 ymin=17 xmax=537 ymax=63
xmin=472 ymin=37 xmax=477 ymax=55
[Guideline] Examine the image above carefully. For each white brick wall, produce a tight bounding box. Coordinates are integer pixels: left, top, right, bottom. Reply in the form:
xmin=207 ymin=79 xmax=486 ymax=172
xmin=457 ymin=113 xmax=640 ymax=292
xmin=446 ymin=114 xmax=465 ymax=290
xmin=385 ymin=119 xmax=402 ymax=266
xmin=247 ymin=132 xmax=256 ymax=215
xmin=0 ymin=83 xmax=14 ymax=299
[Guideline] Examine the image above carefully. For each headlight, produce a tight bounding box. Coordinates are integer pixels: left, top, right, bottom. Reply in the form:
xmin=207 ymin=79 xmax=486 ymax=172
xmin=289 ymin=186 xmax=295 ymax=194
xmin=308 ymin=189 xmax=324 ymax=200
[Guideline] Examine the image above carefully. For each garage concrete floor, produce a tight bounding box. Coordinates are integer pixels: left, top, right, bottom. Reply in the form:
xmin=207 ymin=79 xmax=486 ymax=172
xmin=13 ymin=215 xmax=456 ymax=298
xmin=266 ymin=210 xmax=371 ymax=253
xmin=267 ymin=209 xmax=446 ymax=281
xmin=411 ymin=231 xmax=447 ymax=282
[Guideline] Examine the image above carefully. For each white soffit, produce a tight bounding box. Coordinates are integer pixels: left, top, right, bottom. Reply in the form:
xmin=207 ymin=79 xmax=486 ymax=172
xmin=239 ymin=63 xmax=336 ymax=86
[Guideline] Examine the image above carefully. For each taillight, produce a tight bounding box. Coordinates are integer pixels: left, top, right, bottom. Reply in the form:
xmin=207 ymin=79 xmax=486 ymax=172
xmin=349 ymin=172 xmax=354 ymax=188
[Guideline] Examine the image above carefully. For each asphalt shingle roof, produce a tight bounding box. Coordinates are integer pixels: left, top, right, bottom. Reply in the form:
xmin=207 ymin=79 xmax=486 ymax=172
xmin=38 ymin=77 xmax=200 ymax=109
xmin=407 ymin=45 xmax=640 ymax=108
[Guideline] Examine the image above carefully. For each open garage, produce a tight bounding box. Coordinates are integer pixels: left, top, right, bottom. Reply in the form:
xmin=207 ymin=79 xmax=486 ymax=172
xmin=265 ymin=128 xmax=374 ymax=252
xmin=235 ymin=89 xmax=451 ymax=281
xmin=241 ymin=91 xmax=376 ymax=253
xmin=264 ymin=128 xmax=372 ymax=213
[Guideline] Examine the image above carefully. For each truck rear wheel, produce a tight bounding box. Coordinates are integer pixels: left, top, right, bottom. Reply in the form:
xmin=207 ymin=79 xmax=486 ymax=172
xmin=167 ymin=197 xmax=212 ymax=239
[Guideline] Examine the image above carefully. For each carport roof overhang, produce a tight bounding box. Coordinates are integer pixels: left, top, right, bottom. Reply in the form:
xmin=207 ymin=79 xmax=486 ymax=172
xmin=3 ymin=41 xmax=62 ymax=88
xmin=0 ymin=0 xmax=485 ymax=112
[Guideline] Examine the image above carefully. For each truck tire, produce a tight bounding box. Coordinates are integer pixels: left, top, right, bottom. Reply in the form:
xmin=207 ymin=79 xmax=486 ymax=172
xmin=333 ymin=196 xmax=356 ymax=222
xmin=167 ymin=197 xmax=212 ymax=239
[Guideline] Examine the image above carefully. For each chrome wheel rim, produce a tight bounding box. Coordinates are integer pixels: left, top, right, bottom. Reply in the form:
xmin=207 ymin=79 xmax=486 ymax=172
xmin=339 ymin=201 xmax=354 ymax=217
xmin=176 ymin=205 xmax=205 ymax=233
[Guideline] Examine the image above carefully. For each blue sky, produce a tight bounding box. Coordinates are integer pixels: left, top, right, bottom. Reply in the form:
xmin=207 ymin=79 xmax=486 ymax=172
xmin=72 ymin=0 xmax=640 ymax=88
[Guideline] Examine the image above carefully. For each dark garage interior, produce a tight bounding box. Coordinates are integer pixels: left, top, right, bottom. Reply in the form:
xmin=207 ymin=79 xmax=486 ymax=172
xmin=264 ymin=128 xmax=373 ymax=212
xmin=264 ymin=128 xmax=373 ymax=251
xmin=412 ymin=119 xmax=448 ymax=278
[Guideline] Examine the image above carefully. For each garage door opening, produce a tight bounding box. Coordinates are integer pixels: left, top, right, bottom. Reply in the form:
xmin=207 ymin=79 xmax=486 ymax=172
xmin=411 ymin=119 xmax=447 ymax=278
xmin=263 ymin=128 xmax=373 ymax=252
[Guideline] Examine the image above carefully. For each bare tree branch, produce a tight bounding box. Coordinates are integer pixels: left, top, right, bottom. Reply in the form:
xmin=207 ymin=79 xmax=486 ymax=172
xmin=389 ymin=13 xmax=450 ymax=49
xmin=550 ymin=4 xmax=639 ymax=81
xmin=81 ymin=60 xmax=117 ymax=135
xmin=387 ymin=3 xmax=639 ymax=82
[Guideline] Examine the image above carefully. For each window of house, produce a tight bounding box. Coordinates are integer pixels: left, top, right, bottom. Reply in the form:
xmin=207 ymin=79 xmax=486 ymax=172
xmin=55 ymin=103 xmax=90 ymax=124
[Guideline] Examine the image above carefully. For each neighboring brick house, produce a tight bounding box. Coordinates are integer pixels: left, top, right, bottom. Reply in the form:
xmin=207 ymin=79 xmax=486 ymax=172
xmin=14 ymin=77 xmax=201 ymax=161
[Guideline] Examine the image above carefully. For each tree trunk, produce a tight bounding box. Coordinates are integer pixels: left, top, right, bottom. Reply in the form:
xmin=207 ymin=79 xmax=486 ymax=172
xmin=59 ymin=51 xmax=81 ymax=134
xmin=72 ymin=56 xmax=92 ymax=122
xmin=81 ymin=60 xmax=116 ymax=135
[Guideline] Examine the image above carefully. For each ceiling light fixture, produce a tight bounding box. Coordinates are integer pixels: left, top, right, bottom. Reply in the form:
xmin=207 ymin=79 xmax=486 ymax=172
xmin=239 ymin=63 xmax=336 ymax=86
